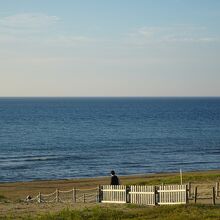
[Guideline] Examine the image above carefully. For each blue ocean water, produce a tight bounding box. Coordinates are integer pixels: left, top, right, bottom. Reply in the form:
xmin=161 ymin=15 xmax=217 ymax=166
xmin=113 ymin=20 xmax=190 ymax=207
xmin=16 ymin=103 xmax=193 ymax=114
xmin=0 ymin=97 xmax=220 ymax=182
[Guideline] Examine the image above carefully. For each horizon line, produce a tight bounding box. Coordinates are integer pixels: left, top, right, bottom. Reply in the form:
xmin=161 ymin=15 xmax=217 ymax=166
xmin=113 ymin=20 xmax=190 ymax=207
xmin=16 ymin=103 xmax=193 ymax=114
xmin=0 ymin=96 xmax=220 ymax=98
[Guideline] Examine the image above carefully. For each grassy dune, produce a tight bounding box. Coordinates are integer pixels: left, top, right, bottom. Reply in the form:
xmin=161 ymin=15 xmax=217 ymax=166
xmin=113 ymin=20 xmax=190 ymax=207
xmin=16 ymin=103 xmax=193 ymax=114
xmin=1 ymin=204 xmax=220 ymax=220
xmin=0 ymin=170 xmax=220 ymax=219
xmin=1 ymin=170 xmax=220 ymax=202
xmin=38 ymin=205 xmax=220 ymax=220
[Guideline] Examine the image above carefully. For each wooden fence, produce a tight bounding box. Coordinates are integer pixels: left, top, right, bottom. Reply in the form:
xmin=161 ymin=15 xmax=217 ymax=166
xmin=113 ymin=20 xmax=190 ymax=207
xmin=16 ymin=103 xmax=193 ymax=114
xmin=187 ymin=182 xmax=220 ymax=205
xmin=27 ymin=182 xmax=220 ymax=205
xmin=27 ymin=187 xmax=98 ymax=203
xmin=158 ymin=185 xmax=187 ymax=205
xmin=101 ymin=185 xmax=127 ymax=203
xmin=129 ymin=185 xmax=156 ymax=205
xmin=216 ymin=182 xmax=220 ymax=198
xmin=101 ymin=184 xmax=187 ymax=205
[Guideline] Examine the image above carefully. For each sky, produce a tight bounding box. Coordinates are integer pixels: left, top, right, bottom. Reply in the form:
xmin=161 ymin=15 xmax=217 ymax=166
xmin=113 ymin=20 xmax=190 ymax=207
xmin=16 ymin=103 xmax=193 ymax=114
xmin=0 ymin=0 xmax=220 ymax=97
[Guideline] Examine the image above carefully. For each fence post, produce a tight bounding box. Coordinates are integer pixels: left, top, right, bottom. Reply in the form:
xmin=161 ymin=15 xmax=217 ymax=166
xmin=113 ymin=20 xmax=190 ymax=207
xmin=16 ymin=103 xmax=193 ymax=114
xmin=38 ymin=192 xmax=41 ymax=203
xmin=72 ymin=188 xmax=76 ymax=203
xmin=212 ymin=187 xmax=216 ymax=205
xmin=96 ymin=186 xmax=99 ymax=203
xmin=83 ymin=193 xmax=86 ymax=203
xmin=216 ymin=182 xmax=219 ymax=198
xmin=126 ymin=186 xmax=130 ymax=203
xmin=154 ymin=186 xmax=157 ymax=205
xmin=186 ymin=184 xmax=189 ymax=204
xmin=194 ymin=187 xmax=197 ymax=204
xmin=98 ymin=185 xmax=102 ymax=203
xmin=187 ymin=182 xmax=191 ymax=198
xmin=74 ymin=188 xmax=77 ymax=203
xmin=56 ymin=189 xmax=59 ymax=202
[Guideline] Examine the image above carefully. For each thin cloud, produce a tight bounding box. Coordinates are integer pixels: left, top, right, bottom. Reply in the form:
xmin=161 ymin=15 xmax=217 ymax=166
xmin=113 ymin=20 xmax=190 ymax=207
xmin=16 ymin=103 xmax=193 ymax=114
xmin=127 ymin=25 xmax=219 ymax=45
xmin=0 ymin=13 xmax=60 ymax=30
xmin=46 ymin=35 xmax=95 ymax=47
xmin=0 ymin=13 xmax=95 ymax=47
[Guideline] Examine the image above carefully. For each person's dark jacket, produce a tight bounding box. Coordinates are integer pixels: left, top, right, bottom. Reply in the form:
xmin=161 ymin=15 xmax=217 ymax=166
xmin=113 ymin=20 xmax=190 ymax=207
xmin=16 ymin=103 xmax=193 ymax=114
xmin=111 ymin=175 xmax=119 ymax=185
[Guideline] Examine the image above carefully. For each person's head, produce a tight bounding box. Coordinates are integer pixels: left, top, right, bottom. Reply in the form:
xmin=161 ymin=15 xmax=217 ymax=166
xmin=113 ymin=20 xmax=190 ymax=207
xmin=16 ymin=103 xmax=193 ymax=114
xmin=111 ymin=170 xmax=115 ymax=176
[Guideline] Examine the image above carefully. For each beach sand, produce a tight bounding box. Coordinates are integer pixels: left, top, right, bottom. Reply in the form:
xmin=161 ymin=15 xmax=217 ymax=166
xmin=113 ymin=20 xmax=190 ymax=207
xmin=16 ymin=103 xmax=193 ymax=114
xmin=0 ymin=170 xmax=219 ymax=218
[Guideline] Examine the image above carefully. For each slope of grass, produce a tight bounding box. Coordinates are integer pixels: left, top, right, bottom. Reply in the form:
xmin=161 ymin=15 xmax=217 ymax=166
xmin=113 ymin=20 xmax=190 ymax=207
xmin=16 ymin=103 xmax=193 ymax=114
xmin=127 ymin=171 xmax=220 ymax=186
xmin=1 ymin=170 xmax=219 ymax=220
xmin=0 ymin=195 xmax=8 ymax=203
xmin=2 ymin=204 xmax=220 ymax=220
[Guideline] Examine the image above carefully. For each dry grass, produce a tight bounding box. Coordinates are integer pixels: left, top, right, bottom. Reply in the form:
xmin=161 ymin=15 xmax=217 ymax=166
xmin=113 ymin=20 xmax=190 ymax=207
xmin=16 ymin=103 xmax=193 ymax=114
xmin=1 ymin=204 xmax=220 ymax=220
xmin=0 ymin=170 xmax=220 ymax=219
xmin=1 ymin=170 xmax=219 ymax=202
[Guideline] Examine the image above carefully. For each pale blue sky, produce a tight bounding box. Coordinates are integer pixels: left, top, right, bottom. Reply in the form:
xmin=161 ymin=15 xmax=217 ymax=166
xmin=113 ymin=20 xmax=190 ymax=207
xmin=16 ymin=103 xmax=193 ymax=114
xmin=0 ymin=0 xmax=220 ymax=96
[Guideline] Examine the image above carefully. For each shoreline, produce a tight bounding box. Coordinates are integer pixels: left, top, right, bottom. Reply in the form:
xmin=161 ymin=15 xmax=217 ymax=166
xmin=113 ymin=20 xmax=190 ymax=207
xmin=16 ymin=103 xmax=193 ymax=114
xmin=0 ymin=169 xmax=220 ymax=187
xmin=0 ymin=169 xmax=219 ymax=219
xmin=1 ymin=168 xmax=220 ymax=185
xmin=0 ymin=169 xmax=219 ymax=202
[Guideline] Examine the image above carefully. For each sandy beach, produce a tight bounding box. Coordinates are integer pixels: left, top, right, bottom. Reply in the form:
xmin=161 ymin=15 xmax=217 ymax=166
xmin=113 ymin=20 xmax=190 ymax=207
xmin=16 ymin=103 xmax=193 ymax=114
xmin=0 ymin=170 xmax=220 ymax=219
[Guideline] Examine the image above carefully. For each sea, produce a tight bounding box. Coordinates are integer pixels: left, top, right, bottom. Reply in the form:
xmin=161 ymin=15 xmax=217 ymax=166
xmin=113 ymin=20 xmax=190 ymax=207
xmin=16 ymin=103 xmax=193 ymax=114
xmin=0 ymin=97 xmax=220 ymax=183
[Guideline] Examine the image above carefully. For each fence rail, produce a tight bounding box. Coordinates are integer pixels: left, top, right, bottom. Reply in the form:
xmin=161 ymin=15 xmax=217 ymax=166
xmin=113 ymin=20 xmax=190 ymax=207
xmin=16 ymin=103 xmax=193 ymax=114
xmin=187 ymin=182 xmax=219 ymax=205
xmin=26 ymin=182 xmax=220 ymax=205
xmin=158 ymin=185 xmax=187 ymax=205
xmin=101 ymin=184 xmax=188 ymax=205
xmin=101 ymin=185 xmax=127 ymax=203
xmin=129 ymin=185 xmax=156 ymax=205
xmin=216 ymin=182 xmax=220 ymax=198
xmin=27 ymin=187 xmax=98 ymax=204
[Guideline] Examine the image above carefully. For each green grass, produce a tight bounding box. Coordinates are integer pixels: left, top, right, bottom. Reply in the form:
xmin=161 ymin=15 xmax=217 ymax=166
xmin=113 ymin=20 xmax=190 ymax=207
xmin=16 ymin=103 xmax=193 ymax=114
xmin=0 ymin=195 xmax=8 ymax=203
xmin=1 ymin=171 xmax=220 ymax=220
xmin=2 ymin=204 xmax=220 ymax=220
xmin=37 ymin=205 xmax=220 ymax=220
xmin=127 ymin=172 xmax=220 ymax=186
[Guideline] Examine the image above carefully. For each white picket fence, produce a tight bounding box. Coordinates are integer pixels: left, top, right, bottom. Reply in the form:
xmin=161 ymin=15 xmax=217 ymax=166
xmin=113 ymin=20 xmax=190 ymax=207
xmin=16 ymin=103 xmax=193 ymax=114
xmin=27 ymin=184 xmax=188 ymax=205
xmin=101 ymin=185 xmax=127 ymax=203
xmin=158 ymin=185 xmax=187 ymax=205
xmin=129 ymin=185 xmax=156 ymax=205
xmin=101 ymin=185 xmax=188 ymax=205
